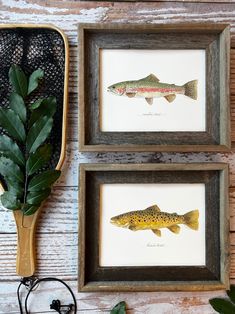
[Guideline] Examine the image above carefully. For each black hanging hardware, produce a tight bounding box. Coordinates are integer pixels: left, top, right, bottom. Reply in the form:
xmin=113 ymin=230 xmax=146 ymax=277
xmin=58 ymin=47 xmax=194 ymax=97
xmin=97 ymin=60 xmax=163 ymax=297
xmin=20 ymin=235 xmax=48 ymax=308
xmin=20 ymin=276 xmax=38 ymax=290
xmin=17 ymin=276 xmax=77 ymax=314
xmin=50 ymin=299 xmax=74 ymax=313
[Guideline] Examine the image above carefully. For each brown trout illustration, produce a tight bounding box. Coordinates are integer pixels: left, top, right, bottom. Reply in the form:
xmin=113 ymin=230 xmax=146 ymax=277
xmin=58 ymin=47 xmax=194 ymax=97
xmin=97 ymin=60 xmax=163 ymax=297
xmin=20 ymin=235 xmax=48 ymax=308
xmin=107 ymin=74 xmax=198 ymax=105
xmin=110 ymin=205 xmax=199 ymax=237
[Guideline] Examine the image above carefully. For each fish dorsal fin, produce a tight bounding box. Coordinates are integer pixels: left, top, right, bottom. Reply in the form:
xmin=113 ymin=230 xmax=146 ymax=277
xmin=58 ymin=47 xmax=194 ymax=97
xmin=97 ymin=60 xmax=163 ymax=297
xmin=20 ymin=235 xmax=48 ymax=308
xmin=164 ymin=94 xmax=176 ymax=103
xmin=139 ymin=74 xmax=160 ymax=83
xmin=145 ymin=204 xmax=161 ymax=212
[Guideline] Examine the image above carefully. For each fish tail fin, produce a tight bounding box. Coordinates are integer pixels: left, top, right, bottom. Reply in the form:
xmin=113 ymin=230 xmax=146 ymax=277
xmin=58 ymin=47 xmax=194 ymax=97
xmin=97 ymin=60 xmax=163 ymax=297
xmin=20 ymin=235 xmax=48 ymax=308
xmin=184 ymin=80 xmax=198 ymax=100
xmin=183 ymin=209 xmax=199 ymax=230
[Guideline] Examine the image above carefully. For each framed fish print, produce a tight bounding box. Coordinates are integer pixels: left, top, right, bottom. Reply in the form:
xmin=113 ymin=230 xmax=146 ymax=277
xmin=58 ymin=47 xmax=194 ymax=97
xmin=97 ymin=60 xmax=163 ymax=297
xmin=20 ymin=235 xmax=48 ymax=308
xmin=78 ymin=163 xmax=229 ymax=292
xmin=78 ymin=23 xmax=230 ymax=152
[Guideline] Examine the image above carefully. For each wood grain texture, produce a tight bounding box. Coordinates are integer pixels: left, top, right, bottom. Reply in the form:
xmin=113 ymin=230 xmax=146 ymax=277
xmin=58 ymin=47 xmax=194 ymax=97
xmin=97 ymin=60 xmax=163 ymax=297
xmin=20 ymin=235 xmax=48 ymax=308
xmin=95 ymin=1 xmax=235 ymax=2
xmin=79 ymin=164 xmax=228 ymax=291
xmin=0 ymin=0 xmax=235 ymax=313
xmin=0 ymin=281 xmax=228 ymax=314
xmin=79 ymin=23 xmax=230 ymax=151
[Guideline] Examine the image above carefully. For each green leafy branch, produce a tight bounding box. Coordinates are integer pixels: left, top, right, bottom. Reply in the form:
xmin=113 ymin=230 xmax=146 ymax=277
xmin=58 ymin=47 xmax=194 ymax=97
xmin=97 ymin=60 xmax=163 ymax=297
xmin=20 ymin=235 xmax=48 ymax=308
xmin=209 ymin=285 xmax=235 ymax=314
xmin=0 ymin=65 xmax=60 ymax=216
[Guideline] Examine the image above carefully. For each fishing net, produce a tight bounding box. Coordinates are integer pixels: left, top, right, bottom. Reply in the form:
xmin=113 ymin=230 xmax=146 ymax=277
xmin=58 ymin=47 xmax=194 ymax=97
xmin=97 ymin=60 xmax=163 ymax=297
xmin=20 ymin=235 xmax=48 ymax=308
xmin=0 ymin=27 xmax=65 ymax=174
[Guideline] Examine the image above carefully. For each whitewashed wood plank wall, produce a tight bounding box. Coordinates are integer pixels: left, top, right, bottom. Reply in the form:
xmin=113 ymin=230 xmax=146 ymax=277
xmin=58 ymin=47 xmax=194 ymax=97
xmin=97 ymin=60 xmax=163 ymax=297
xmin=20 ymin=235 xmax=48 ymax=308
xmin=1 ymin=0 xmax=235 ymax=313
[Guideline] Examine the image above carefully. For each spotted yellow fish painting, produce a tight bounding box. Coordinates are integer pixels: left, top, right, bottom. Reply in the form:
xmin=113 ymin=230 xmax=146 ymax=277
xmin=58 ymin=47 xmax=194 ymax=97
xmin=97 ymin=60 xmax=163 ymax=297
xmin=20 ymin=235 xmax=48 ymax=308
xmin=110 ymin=204 xmax=199 ymax=237
xmin=100 ymin=49 xmax=206 ymax=132
xmin=99 ymin=183 xmax=206 ymax=267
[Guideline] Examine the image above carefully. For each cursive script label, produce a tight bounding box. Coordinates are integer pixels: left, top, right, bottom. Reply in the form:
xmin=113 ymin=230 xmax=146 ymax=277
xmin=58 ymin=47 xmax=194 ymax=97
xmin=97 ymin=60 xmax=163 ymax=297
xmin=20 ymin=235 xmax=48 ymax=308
xmin=146 ymin=242 xmax=165 ymax=248
xmin=141 ymin=112 xmax=163 ymax=116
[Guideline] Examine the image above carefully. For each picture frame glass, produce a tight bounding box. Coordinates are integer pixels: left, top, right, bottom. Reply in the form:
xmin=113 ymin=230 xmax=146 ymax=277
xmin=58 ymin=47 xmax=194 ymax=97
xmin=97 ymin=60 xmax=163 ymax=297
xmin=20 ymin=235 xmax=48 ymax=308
xmin=100 ymin=49 xmax=206 ymax=132
xmin=99 ymin=183 xmax=206 ymax=267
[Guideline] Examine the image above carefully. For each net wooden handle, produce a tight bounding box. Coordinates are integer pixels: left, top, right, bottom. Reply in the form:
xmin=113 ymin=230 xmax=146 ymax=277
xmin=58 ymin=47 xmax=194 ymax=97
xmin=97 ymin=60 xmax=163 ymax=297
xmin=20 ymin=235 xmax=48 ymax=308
xmin=14 ymin=211 xmax=38 ymax=277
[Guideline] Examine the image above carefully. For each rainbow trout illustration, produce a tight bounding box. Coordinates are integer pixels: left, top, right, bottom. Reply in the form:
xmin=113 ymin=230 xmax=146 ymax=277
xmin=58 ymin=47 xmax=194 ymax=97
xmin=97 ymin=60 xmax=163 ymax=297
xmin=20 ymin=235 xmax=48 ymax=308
xmin=107 ymin=74 xmax=198 ymax=105
xmin=110 ymin=205 xmax=199 ymax=237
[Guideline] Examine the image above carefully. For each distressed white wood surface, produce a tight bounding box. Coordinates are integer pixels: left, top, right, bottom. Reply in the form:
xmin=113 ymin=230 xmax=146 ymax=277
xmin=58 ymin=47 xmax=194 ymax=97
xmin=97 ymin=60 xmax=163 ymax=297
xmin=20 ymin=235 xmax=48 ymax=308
xmin=1 ymin=0 xmax=235 ymax=313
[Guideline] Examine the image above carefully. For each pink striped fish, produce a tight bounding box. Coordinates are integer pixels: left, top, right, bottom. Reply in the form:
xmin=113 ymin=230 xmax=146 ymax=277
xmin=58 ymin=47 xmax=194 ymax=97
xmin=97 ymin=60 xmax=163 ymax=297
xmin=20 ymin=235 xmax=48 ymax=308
xmin=107 ymin=74 xmax=198 ymax=105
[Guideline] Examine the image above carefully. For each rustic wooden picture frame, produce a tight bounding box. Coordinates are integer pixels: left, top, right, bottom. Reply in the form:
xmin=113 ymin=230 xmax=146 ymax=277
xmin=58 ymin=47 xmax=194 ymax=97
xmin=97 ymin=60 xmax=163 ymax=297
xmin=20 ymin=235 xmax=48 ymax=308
xmin=78 ymin=23 xmax=230 ymax=152
xmin=78 ymin=163 xmax=229 ymax=292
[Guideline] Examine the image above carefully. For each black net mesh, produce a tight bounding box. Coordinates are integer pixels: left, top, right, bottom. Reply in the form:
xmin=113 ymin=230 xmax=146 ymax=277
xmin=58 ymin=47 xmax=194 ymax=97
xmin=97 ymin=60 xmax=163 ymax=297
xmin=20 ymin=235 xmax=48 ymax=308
xmin=0 ymin=27 xmax=65 ymax=174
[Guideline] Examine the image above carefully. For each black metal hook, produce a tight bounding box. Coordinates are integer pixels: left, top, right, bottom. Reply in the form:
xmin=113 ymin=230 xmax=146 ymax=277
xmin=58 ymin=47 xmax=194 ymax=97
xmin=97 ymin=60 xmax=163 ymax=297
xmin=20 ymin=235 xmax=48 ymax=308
xmin=20 ymin=276 xmax=38 ymax=290
xmin=50 ymin=299 xmax=73 ymax=314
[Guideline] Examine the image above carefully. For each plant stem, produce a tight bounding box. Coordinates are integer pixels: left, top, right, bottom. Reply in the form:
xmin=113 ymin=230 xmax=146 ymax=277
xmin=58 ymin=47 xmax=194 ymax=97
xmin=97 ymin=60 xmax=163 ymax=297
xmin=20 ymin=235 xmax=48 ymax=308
xmin=23 ymin=94 xmax=28 ymax=209
xmin=23 ymin=171 xmax=28 ymax=205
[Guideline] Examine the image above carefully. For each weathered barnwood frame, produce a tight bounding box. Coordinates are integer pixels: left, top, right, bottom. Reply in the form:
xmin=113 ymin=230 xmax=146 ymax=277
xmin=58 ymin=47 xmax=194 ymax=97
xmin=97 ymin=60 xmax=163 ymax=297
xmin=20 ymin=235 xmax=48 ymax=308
xmin=79 ymin=163 xmax=229 ymax=292
xmin=78 ymin=23 xmax=230 ymax=152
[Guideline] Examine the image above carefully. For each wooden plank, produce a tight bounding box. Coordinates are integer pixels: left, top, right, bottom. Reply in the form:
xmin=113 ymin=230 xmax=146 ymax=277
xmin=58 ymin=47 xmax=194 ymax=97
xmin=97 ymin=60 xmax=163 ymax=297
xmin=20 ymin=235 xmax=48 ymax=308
xmin=0 ymin=233 xmax=78 ymax=281
xmin=231 ymin=48 xmax=235 ymax=142
xmin=6 ymin=138 xmax=232 ymax=188
xmin=0 ymin=281 xmax=224 ymax=314
xmin=2 ymin=183 xmax=235 ymax=235
xmin=2 ymin=231 xmax=235 ymax=281
xmin=2 ymin=175 xmax=235 ymax=235
xmin=98 ymin=0 xmax=235 ymax=2
xmin=229 ymin=188 xmax=235 ymax=232
xmin=109 ymin=0 xmax=235 ymax=2
xmin=0 ymin=2 xmax=235 ymax=45
xmin=0 ymin=187 xmax=78 ymax=234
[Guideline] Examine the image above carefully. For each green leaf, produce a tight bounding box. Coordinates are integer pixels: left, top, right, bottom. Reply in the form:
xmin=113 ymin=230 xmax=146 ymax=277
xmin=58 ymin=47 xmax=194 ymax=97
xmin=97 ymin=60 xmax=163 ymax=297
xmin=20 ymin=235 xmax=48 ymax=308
xmin=29 ymin=98 xmax=44 ymax=111
xmin=0 ymin=157 xmax=24 ymax=183
xmin=26 ymin=115 xmax=53 ymax=153
xmin=7 ymin=182 xmax=23 ymax=198
xmin=28 ymin=170 xmax=60 ymax=192
xmin=9 ymin=92 xmax=27 ymax=123
xmin=227 ymin=285 xmax=235 ymax=304
xmin=21 ymin=203 xmax=39 ymax=216
xmin=5 ymin=176 xmax=23 ymax=196
xmin=29 ymin=97 xmax=56 ymax=128
xmin=28 ymin=69 xmax=44 ymax=95
xmin=26 ymin=188 xmax=51 ymax=205
xmin=209 ymin=298 xmax=235 ymax=314
xmin=9 ymin=65 xmax=27 ymax=98
xmin=0 ymin=134 xmax=25 ymax=167
xmin=0 ymin=108 xmax=26 ymax=142
xmin=26 ymin=144 xmax=52 ymax=175
xmin=111 ymin=301 xmax=126 ymax=314
xmin=0 ymin=191 xmax=20 ymax=210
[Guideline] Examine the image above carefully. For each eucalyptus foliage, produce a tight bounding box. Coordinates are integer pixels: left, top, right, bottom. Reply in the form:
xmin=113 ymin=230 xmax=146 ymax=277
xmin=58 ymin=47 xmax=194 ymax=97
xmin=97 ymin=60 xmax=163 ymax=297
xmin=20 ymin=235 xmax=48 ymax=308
xmin=209 ymin=285 xmax=235 ymax=313
xmin=0 ymin=65 xmax=60 ymax=215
